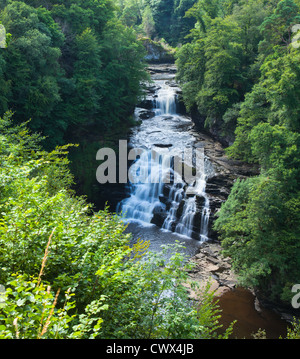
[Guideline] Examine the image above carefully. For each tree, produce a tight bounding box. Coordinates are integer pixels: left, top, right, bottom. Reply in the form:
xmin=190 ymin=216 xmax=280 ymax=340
xmin=70 ymin=28 xmax=102 ymax=124
xmin=141 ymin=5 xmax=155 ymax=38
xmin=0 ymin=0 xmax=148 ymax=149
xmin=171 ymin=0 xmax=197 ymax=44
xmin=0 ymin=51 xmax=10 ymax=112
xmin=97 ymin=20 xmax=148 ymax=128
xmin=174 ymin=0 xmax=300 ymax=308
xmin=259 ymin=0 xmax=300 ymax=58
xmin=196 ymin=16 xmax=244 ymax=127
xmin=260 ymin=48 xmax=300 ymax=132
xmin=149 ymin=0 xmax=175 ymax=41
xmin=214 ymin=176 xmax=300 ymax=305
xmin=117 ymin=0 xmax=144 ymax=28
xmin=225 ymin=83 xmax=269 ymax=161
xmin=228 ymin=46 xmax=300 ymax=161
xmin=176 ymin=39 xmax=206 ymax=111
xmin=176 ymin=0 xmax=268 ymax=134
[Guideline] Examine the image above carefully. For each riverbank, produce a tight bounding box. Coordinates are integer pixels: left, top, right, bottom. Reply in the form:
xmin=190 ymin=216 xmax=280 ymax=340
xmin=185 ymin=241 xmax=236 ymax=299
xmin=184 ymin=241 xmax=291 ymax=339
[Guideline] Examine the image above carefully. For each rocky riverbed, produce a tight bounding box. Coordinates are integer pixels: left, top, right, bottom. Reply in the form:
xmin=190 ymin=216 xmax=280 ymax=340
xmin=184 ymin=241 xmax=237 ymax=299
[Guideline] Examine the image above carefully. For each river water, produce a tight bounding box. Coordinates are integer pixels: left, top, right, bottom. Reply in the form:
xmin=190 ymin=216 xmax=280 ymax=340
xmin=116 ymin=64 xmax=290 ymax=339
xmin=117 ymin=66 xmax=214 ymax=244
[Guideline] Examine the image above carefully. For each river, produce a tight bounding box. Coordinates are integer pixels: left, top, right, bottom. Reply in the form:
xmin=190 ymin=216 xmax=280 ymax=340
xmin=115 ymin=64 xmax=290 ymax=339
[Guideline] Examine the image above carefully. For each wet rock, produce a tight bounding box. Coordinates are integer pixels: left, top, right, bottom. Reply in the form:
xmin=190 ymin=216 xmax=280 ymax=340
xmin=151 ymin=203 xmax=168 ymax=227
xmin=195 ymin=253 xmax=205 ymax=260
xmin=137 ymin=99 xmax=154 ymax=110
xmin=151 ymin=212 xmax=167 ymax=227
xmin=139 ymin=110 xmax=156 ymax=120
xmin=146 ymin=85 xmax=160 ymax=94
xmin=192 ymin=212 xmax=202 ymax=233
xmin=186 ymin=241 xmax=238 ymax=301
xmin=220 ymin=280 xmax=236 ymax=289
xmin=148 ymin=64 xmax=177 ymax=73
xmin=153 ymin=144 xmax=173 ymax=148
xmin=165 ymin=80 xmax=179 ymax=88
xmin=147 ymin=130 xmax=162 ymax=135
xmin=162 ymin=184 xmax=172 ymax=198
xmin=206 ymin=256 xmax=220 ymax=265
xmin=176 ymin=200 xmax=185 ymax=219
xmin=206 ymin=263 xmax=220 ymax=273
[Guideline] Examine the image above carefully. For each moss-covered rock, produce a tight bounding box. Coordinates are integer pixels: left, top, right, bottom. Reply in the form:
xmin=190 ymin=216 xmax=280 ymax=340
xmin=140 ymin=37 xmax=175 ymax=63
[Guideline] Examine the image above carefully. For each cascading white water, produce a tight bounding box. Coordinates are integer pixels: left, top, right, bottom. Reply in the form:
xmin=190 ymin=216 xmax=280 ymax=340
xmin=162 ymin=155 xmax=211 ymax=241
xmin=117 ymin=149 xmax=171 ymax=224
xmin=174 ymin=197 xmax=197 ymax=238
xmin=117 ymin=75 xmax=211 ymax=241
xmin=200 ymin=197 xmax=210 ymax=242
xmin=155 ymin=82 xmax=177 ymax=115
xmin=162 ymin=184 xmax=184 ymax=232
xmin=117 ymin=82 xmax=177 ymax=224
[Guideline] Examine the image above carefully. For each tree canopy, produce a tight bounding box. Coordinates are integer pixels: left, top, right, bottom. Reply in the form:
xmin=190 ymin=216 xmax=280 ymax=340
xmin=0 ymin=0 xmax=148 ymax=149
xmin=176 ymin=0 xmax=300 ymax=305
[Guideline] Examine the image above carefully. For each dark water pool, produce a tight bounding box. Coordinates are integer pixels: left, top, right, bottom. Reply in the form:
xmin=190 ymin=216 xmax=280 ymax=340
xmin=215 ymin=287 xmax=289 ymax=339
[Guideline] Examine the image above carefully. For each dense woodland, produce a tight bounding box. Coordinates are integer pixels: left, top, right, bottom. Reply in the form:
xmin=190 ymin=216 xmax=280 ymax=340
xmin=0 ymin=0 xmax=299 ymax=339
xmin=175 ymin=0 xmax=300 ymax=307
xmin=0 ymin=0 xmax=148 ymax=149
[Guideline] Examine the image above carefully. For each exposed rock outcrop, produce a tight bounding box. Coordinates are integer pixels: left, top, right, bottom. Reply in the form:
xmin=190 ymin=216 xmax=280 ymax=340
xmin=142 ymin=38 xmax=175 ymax=64
xmin=183 ymin=241 xmax=238 ymax=300
xmin=196 ymin=133 xmax=259 ymax=240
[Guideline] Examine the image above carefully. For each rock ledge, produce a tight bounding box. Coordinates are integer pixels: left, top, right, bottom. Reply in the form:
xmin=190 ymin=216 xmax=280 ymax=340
xmin=184 ymin=241 xmax=238 ymax=300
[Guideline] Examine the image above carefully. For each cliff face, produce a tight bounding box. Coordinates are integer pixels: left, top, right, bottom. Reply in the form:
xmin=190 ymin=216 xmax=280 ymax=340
xmin=199 ymin=133 xmax=259 ymax=240
xmin=141 ymin=38 xmax=175 ymax=64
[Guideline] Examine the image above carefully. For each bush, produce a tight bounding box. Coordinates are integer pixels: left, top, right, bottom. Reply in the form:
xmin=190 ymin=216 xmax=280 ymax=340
xmin=0 ymin=113 xmax=234 ymax=339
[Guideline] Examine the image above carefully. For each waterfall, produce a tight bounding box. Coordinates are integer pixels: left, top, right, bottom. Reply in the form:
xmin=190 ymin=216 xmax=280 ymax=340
xmin=162 ymin=157 xmax=211 ymax=241
xmin=117 ymin=76 xmax=211 ymax=242
xmin=174 ymin=197 xmax=197 ymax=238
xmin=117 ymin=149 xmax=169 ymax=225
xmin=200 ymin=197 xmax=210 ymax=242
xmin=162 ymin=184 xmax=184 ymax=232
xmin=155 ymin=82 xmax=177 ymax=115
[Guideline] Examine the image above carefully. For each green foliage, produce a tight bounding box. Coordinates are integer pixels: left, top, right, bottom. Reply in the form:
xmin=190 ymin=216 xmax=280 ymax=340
xmin=116 ymin=0 xmax=198 ymax=45
xmin=286 ymin=319 xmax=300 ymax=339
xmin=195 ymin=16 xmax=244 ymax=127
xmin=141 ymin=5 xmax=156 ymax=38
xmin=0 ymin=0 xmax=148 ymax=149
xmin=177 ymin=0 xmax=300 ymax=306
xmin=0 ymin=113 xmax=233 ymax=339
xmin=97 ymin=20 xmax=148 ymax=127
xmin=176 ymin=39 xmax=206 ymax=111
xmin=1 ymin=0 xmax=298 ymax=336
xmin=259 ymin=0 xmax=300 ymax=58
xmin=0 ymin=275 xmax=75 ymax=339
xmin=176 ymin=0 xmax=269 ymax=134
xmin=214 ymin=175 xmax=300 ymax=303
